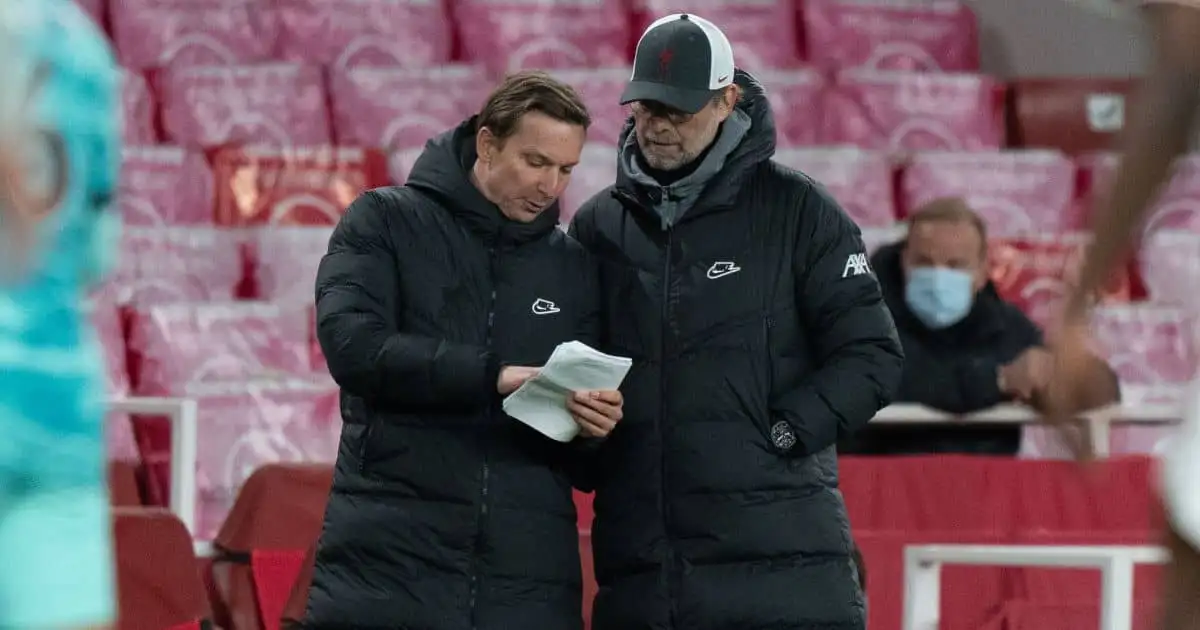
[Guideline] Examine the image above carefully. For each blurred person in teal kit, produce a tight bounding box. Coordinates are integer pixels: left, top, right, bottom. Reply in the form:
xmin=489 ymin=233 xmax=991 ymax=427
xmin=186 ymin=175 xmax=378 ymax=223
xmin=0 ymin=1 xmax=122 ymax=628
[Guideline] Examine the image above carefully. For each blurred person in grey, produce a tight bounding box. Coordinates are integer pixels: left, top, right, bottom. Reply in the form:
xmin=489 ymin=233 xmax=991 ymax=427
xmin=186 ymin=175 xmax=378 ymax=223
xmin=569 ymin=14 xmax=903 ymax=630
xmin=305 ymin=71 xmax=623 ymax=630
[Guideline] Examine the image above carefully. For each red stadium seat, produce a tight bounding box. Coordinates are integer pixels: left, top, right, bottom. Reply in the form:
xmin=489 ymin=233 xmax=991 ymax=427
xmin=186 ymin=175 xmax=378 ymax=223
xmin=280 ymin=544 xmax=318 ymax=628
xmin=801 ymin=0 xmax=979 ymax=72
xmin=1009 ymin=78 xmax=1137 ymax=155
xmin=547 ymin=68 xmax=631 ymax=147
xmin=110 ymin=0 xmax=277 ymax=69
xmin=455 ymin=0 xmax=630 ymax=74
xmin=209 ymin=146 xmax=389 ymax=227
xmin=249 ymin=227 xmax=334 ymax=305
xmin=774 ymin=147 xmax=897 ymax=227
xmin=1080 ymin=152 xmax=1200 ymax=234
xmin=250 ymin=549 xmax=311 ymax=630
xmin=112 ymin=228 xmax=244 ymax=304
xmin=756 ymin=68 xmax=827 ymax=148
xmin=121 ymin=70 xmax=158 ymax=146
xmin=899 ymin=151 xmax=1077 ymax=235
xmin=210 ymin=464 xmax=333 ymax=630
xmin=632 ymin=0 xmax=798 ymax=70
xmin=987 ymin=235 xmax=1140 ymax=331
xmin=160 ymin=64 xmax=331 ymax=148
xmin=114 ymin=508 xmax=213 ymax=629
xmin=823 ymin=70 xmax=1005 ymax=152
xmin=90 ymin=293 xmax=139 ymax=460
xmin=126 ymin=302 xmax=319 ymax=511
xmin=276 ymin=0 xmax=452 ymax=68
xmin=108 ymin=460 xmax=143 ymax=506
xmin=118 ymin=147 xmax=215 ymax=226
xmin=1141 ymin=230 xmax=1200 ymax=308
xmin=136 ymin=382 xmax=339 ymax=539
xmin=329 ymin=66 xmax=490 ymax=152
xmin=560 ymin=144 xmax=618 ymax=225
xmin=1092 ymin=305 xmax=1197 ymax=390
xmin=127 ymin=302 xmax=314 ymax=396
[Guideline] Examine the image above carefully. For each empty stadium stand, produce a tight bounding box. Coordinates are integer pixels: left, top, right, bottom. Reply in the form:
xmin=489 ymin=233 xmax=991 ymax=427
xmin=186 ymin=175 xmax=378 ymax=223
xmin=801 ymin=0 xmax=981 ymax=72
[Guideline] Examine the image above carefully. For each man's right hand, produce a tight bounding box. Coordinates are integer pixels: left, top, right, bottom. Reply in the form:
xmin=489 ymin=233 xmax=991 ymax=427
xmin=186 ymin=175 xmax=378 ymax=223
xmin=497 ymin=366 xmax=540 ymax=395
xmin=998 ymin=347 xmax=1052 ymax=401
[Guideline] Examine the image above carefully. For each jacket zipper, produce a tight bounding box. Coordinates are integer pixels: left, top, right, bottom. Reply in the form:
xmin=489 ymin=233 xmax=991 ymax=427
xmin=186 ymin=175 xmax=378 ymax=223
xmin=355 ymin=404 xmax=374 ymax=474
xmin=763 ymin=315 xmax=775 ymax=391
xmin=660 ymin=229 xmax=678 ymax=626
xmin=469 ymin=245 xmax=499 ymax=630
xmin=355 ymin=424 xmax=373 ymax=474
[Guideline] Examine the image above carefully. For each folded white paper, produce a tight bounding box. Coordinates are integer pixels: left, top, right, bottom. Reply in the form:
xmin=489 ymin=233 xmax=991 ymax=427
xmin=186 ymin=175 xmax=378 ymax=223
xmin=502 ymin=341 xmax=633 ymax=442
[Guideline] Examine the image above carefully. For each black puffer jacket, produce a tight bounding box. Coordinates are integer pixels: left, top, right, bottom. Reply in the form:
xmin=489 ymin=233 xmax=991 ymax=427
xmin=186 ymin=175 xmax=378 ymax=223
xmin=305 ymin=120 xmax=598 ymax=630
xmin=569 ymin=71 xmax=904 ymax=630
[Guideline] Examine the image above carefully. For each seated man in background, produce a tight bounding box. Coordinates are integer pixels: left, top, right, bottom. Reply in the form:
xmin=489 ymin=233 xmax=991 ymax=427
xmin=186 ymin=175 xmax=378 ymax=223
xmin=840 ymin=198 xmax=1119 ymax=455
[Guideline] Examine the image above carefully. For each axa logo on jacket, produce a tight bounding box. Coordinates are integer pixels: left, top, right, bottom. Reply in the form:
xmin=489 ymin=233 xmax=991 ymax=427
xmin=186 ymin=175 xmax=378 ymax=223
xmin=905 ymin=266 xmax=974 ymax=329
xmin=842 ymin=253 xmax=871 ymax=278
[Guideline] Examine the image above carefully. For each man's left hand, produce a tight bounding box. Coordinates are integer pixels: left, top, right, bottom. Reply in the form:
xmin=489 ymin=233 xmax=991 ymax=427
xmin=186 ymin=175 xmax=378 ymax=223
xmin=567 ymin=390 xmax=623 ymax=438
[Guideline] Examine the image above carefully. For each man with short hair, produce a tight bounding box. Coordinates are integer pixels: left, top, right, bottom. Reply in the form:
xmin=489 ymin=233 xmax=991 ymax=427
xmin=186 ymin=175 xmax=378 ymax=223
xmin=570 ymin=14 xmax=903 ymax=629
xmin=841 ymin=198 xmax=1118 ymax=455
xmin=305 ymin=71 xmax=623 ymax=630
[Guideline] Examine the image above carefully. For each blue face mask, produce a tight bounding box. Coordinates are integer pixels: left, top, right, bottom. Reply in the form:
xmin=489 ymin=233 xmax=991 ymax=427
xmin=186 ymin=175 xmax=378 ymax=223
xmin=905 ymin=266 xmax=975 ymax=329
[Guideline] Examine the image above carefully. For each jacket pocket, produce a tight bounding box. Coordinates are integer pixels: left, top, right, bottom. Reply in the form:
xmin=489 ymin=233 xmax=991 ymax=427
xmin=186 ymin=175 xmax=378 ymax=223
xmin=724 ymin=373 xmax=773 ymax=448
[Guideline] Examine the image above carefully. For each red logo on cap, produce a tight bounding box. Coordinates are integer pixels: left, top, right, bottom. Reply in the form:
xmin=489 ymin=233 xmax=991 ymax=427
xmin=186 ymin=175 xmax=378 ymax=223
xmin=658 ymin=49 xmax=674 ymax=79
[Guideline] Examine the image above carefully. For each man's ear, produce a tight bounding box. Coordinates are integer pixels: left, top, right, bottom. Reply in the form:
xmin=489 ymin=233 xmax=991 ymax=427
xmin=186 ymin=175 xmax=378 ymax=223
xmin=715 ymin=85 xmax=741 ymax=121
xmin=475 ymin=126 xmax=496 ymax=165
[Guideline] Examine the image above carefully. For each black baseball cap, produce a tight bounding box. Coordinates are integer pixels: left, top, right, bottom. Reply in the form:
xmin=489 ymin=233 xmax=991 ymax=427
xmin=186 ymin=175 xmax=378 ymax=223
xmin=620 ymin=13 xmax=736 ymax=115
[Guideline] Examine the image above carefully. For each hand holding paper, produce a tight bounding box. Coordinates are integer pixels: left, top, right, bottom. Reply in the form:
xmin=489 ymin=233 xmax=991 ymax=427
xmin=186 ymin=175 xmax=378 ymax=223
xmin=567 ymin=389 xmax=624 ymax=438
xmin=502 ymin=341 xmax=633 ymax=442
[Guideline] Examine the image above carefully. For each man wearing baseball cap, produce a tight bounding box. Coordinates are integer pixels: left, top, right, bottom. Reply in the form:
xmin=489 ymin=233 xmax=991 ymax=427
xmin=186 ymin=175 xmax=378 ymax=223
xmin=569 ymin=13 xmax=902 ymax=630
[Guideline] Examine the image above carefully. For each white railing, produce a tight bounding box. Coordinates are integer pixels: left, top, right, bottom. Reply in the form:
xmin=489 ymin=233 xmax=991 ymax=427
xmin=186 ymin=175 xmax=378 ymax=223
xmin=108 ymin=396 xmax=206 ymax=554
xmin=103 ymin=392 xmax=1184 ymax=557
xmin=873 ymin=397 xmax=1181 ymax=457
xmin=882 ymin=396 xmax=1179 ymax=630
xmin=903 ymin=544 xmax=1169 ymax=630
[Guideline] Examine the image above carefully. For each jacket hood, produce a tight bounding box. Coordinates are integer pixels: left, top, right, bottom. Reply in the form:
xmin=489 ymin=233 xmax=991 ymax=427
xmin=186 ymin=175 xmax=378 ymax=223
xmin=405 ymin=118 xmax=560 ymax=246
xmin=872 ymin=241 xmax=1008 ymax=337
xmin=614 ymin=69 xmax=778 ymax=217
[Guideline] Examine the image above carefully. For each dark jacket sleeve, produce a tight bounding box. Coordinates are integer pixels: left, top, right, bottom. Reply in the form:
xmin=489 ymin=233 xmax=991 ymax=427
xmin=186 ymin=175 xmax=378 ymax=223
xmin=895 ymin=354 xmax=1006 ymax=414
xmin=770 ymin=192 xmax=905 ymax=455
xmin=315 ymin=190 xmax=500 ymax=411
xmin=565 ymin=199 xmax=610 ymax=492
xmin=895 ymin=303 xmax=1042 ymax=414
